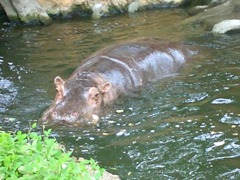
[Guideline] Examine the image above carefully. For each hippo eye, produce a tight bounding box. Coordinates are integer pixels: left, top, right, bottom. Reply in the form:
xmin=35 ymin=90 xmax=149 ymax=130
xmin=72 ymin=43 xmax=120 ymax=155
xmin=93 ymin=93 xmax=100 ymax=101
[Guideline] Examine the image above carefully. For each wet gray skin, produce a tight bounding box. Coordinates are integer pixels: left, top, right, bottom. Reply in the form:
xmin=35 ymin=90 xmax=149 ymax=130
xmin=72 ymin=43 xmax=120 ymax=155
xmin=41 ymin=73 xmax=105 ymax=125
xmin=41 ymin=37 xmax=196 ymax=125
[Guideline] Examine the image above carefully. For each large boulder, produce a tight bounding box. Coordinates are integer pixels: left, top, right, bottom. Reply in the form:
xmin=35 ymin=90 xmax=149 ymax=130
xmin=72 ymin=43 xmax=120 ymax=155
xmin=180 ymin=0 xmax=240 ymax=34
xmin=212 ymin=19 xmax=240 ymax=33
xmin=0 ymin=0 xmax=51 ymax=25
xmin=0 ymin=0 xmax=18 ymax=22
xmin=37 ymin=0 xmax=186 ymax=18
xmin=0 ymin=0 xmax=187 ymax=24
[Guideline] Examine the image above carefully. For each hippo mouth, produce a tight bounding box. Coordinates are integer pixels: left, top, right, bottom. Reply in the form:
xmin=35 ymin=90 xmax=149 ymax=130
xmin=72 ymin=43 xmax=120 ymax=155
xmin=51 ymin=112 xmax=80 ymax=124
xmin=41 ymin=110 xmax=100 ymax=126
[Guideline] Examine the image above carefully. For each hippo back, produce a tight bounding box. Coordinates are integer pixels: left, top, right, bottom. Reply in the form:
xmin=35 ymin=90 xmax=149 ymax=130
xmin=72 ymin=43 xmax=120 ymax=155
xmin=72 ymin=37 xmax=194 ymax=90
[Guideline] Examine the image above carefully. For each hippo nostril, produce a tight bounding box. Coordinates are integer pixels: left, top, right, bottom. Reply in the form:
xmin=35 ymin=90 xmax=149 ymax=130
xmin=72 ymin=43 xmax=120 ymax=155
xmin=71 ymin=112 xmax=79 ymax=117
xmin=52 ymin=112 xmax=57 ymax=117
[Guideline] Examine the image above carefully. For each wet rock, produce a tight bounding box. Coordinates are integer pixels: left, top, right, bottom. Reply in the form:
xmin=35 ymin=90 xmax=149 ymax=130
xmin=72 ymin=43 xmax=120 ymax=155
xmin=0 ymin=0 xmax=51 ymax=25
xmin=100 ymin=171 xmax=120 ymax=180
xmin=187 ymin=0 xmax=228 ymax=16
xmin=0 ymin=0 xmax=18 ymax=22
xmin=91 ymin=3 xmax=108 ymax=19
xmin=77 ymin=156 xmax=120 ymax=180
xmin=38 ymin=0 xmax=186 ymax=18
xmin=180 ymin=0 xmax=240 ymax=33
xmin=212 ymin=19 xmax=240 ymax=33
xmin=0 ymin=0 xmax=188 ymax=24
xmin=128 ymin=2 xmax=140 ymax=13
xmin=209 ymin=0 xmax=229 ymax=6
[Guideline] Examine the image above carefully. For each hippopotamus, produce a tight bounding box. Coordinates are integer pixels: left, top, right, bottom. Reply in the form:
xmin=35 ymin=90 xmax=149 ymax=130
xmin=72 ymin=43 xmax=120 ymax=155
xmin=41 ymin=37 xmax=195 ymax=125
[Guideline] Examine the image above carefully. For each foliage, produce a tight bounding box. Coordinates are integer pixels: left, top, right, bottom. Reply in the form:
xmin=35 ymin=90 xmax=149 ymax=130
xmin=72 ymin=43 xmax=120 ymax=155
xmin=0 ymin=123 xmax=104 ymax=180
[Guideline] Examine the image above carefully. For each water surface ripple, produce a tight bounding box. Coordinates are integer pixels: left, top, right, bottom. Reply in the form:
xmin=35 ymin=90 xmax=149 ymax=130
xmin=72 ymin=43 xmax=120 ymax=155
xmin=0 ymin=9 xmax=239 ymax=179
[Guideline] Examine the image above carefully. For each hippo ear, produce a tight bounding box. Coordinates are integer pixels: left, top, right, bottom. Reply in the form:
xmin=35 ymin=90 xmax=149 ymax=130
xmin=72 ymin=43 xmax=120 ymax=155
xmin=88 ymin=87 xmax=100 ymax=104
xmin=54 ymin=76 xmax=64 ymax=100
xmin=54 ymin=76 xmax=64 ymax=86
xmin=100 ymin=82 xmax=111 ymax=93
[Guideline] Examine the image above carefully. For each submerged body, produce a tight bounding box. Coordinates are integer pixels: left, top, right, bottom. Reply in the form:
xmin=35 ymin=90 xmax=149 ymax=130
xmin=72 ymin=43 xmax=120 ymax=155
xmin=41 ymin=37 xmax=195 ymax=125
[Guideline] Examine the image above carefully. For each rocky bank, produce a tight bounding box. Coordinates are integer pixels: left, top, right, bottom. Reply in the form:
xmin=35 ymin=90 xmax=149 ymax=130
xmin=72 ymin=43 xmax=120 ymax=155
xmin=1 ymin=0 xmax=240 ymax=34
xmin=0 ymin=0 xmax=185 ymax=25
xmin=182 ymin=0 xmax=240 ymax=34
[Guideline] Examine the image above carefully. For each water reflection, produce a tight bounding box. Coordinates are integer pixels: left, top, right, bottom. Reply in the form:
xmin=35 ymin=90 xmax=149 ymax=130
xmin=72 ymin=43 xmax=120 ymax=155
xmin=0 ymin=9 xmax=240 ymax=179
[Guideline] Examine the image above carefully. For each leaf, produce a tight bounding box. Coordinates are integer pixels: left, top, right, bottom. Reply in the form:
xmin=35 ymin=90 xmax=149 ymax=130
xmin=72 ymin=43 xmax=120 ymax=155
xmin=0 ymin=130 xmax=105 ymax=179
xmin=31 ymin=123 xmax=37 ymax=129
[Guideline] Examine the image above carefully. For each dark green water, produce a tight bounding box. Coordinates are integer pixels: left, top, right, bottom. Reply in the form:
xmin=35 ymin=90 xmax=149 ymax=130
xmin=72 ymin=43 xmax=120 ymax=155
xmin=0 ymin=9 xmax=239 ymax=179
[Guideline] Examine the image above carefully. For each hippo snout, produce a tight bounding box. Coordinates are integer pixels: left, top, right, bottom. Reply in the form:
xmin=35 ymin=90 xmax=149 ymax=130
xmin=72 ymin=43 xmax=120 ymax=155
xmin=41 ymin=108 xmax=99 ymax=125
xmin=52 ymin=111 xmax=79 ymax=123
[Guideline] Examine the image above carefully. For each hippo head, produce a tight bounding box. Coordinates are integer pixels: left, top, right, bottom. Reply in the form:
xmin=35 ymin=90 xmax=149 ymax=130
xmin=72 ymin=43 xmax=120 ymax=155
xmin=41 ymin=73 xmax=111 ymax=125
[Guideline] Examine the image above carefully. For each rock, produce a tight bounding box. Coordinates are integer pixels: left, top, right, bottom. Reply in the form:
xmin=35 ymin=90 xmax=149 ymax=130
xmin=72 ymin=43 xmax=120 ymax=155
xmin=187 ymin=5 xmax=209 ymax=16
xmin=100 ymin=171 xmax=121 ymax=180
xmin=38 ymin=0 xmax=186 ymax=17
xmin=0 ymin=0 xmax=18 ymax=22
xmin=0 ymin=0 xmax=51 ymax=25
xmin=92 ymin=3 xmax=108 ymax=19
xmin=180 ymin=0 xmax=240 ymax=33
xmin=1 ymin=0 xmax=187 ymax=25
xmin=212 ymin=19 xmax=240 ymax=33
xmin=187 ymin=0 xmax=228 ymax=16
xmin=77 ymin=157 xmax=120 ymax=179
xmin=128 ymin=2 xmax=140 ymax=13
xmin=209 ymin=0 xmax=229 ymax=7
xmin=12 ymin=0 xmax=52 ymax=25
xmin=37 ymin=0 xmax=76 ymax=15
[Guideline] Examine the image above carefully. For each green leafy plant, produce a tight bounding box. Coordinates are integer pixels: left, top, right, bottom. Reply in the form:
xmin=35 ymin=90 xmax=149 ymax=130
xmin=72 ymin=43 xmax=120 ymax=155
xmin=0 ymin=123 xmax=104 ymax=180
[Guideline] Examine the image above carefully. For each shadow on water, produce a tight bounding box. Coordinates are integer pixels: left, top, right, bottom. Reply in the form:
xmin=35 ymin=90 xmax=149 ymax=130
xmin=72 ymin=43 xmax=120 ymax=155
xmin=0 ymin=9 xmax=239 ymax=179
